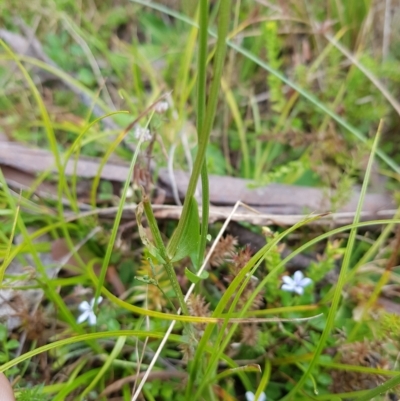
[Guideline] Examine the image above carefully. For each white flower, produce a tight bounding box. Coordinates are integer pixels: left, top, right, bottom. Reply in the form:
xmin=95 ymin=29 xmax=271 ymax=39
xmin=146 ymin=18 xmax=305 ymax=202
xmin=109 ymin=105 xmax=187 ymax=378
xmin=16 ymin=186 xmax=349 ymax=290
xmin=134 ymin=126 xmax=151 ymax=141
xmin=77 ymin=297 xmax=103 ymax=325
xmin=245 ymin=391 xmax=267 ymax=401
xmin=281 ymin=270 xmax=312 ymax=295
xmin=154 ymin=100 xmax=169 ymax=113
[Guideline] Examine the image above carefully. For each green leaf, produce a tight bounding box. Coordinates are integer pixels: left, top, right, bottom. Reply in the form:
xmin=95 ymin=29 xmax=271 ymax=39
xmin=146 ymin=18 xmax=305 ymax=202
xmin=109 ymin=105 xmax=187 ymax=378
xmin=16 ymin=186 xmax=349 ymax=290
xmin=106 ymin=318 xmax=121 ymax=332
xmin=0 ymin=325 xmax=6 ymax=341
xmin=167 ymin=196 xmax=200 ymax=262
xmin=185 ymin=267 xmax=209 ymax=284
xmin=77 ymin=67 xmax=96 ymax=87
xmin=6 ymin=339 xmax=19 ymax=350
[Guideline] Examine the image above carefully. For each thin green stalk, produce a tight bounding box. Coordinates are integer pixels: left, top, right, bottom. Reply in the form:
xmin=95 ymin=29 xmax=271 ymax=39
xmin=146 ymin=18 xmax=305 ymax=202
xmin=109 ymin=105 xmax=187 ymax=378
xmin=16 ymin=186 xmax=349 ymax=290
xmin=0 ymin=199 xmax=19 ymax=283
xmin=53 ymin=370 xmax=98 ymax=401
xmin=221 ymin=0 xmax=241 ymax=176
xmin=221 ymin=77 xmax=251 ymax=177
xmin=319 ymin=361 xmax=397 ymax=377
xmin=93 ymin=130 xmax=146 ymax=305
xmin=80 ymin=336 xmax=127 ymax=399
xmin=1 ymin=330 xmax=184 ymax=373
xmin=176 ymin=10 xmax=199 ymax=117
xmin=354 ymin=373 xmax=400 ymax=401
xmin=197 ymin=0 xmax=208 ymax=132
xmin=197 ymin=0 xmax=210 ymax=270
xmin=212 ymin=365 xmax=260 ymax=383
xmin=214 ymin=352 xmax=253 ymax=390
xmin=198 ymin=164 xmax=210 ymax=269
xmin=255 ymin=359 xmax=271 ymax=401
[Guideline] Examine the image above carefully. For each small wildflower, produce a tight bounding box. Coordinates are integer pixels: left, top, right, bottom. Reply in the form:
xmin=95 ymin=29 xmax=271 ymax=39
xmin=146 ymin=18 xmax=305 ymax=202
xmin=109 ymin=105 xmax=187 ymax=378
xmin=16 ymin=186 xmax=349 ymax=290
xmin=134 ymin=126 xmax=151 ymax=141
xmin=245 ymin=391 xmax=267 ymax=401
xmin=77 ymin=297 xmax=103 ymax=325
xmin=154 ymin=100 xmax=169 ymax=113
xmin=281 ymin=270 xmax=312 ymax=295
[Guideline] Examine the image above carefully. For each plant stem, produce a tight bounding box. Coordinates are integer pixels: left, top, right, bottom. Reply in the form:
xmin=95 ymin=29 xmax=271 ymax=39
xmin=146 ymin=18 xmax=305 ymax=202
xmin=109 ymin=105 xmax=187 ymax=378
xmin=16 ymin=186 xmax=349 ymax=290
xmin=196 ymin=0 xmax=210 ymax=270
xmin=168 ymin=0 xmax=232 ymax=254
xmin=142 ymin=196 xmax=189 ymax=316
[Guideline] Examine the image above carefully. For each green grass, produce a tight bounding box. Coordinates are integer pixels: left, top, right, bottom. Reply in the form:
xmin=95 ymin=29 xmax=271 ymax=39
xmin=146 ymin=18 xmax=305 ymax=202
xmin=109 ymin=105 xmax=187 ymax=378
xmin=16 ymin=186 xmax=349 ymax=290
xmin=1 ymin=0 xmax=400 ymax=400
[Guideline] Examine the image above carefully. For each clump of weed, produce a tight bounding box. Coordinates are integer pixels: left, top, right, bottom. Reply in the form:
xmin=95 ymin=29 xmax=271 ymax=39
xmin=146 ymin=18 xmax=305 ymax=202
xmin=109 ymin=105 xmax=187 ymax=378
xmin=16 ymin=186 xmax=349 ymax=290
xmin=330 ymin=340 xmax=391 ymax=393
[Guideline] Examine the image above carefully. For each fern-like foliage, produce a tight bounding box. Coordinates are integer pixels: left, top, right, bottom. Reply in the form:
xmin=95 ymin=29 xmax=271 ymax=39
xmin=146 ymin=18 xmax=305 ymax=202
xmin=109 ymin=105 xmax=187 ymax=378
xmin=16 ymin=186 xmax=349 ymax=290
xmin=16 ymin=385 xmax=49 ymax=401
